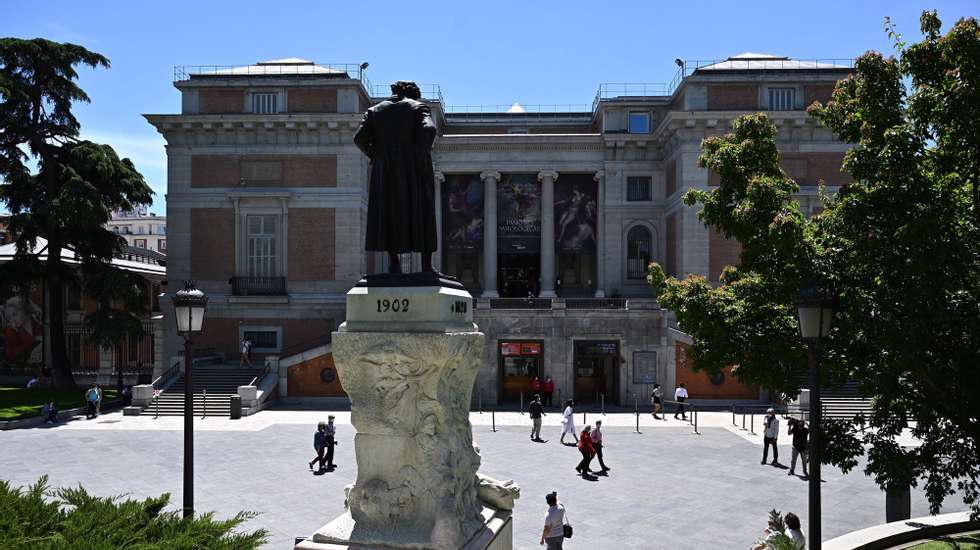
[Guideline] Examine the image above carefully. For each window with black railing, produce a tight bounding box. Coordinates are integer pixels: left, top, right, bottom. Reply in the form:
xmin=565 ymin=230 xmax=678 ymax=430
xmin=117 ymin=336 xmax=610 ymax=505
xmin=627 ymin=226 xmax=653 ymax=279
xmin=627 ymin=176 xmax=652 ymax=201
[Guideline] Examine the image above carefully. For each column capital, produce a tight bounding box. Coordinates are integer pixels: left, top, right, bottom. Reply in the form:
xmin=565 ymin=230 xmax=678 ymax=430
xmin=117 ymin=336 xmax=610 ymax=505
xmin=537 ymin=170 xmax=559 ymax=182
xmin=593 ymin=170 xmax=605 ymax=182
xmin=433 ymin=171 xmax=446 ymax=183
xmin=480 ymin=170 xmax=501 ymax=182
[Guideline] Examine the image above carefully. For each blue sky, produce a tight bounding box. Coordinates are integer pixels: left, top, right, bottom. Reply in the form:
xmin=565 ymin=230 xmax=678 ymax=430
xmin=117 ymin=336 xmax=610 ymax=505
xmin=2 ymin=0 xmax=975 ymax=214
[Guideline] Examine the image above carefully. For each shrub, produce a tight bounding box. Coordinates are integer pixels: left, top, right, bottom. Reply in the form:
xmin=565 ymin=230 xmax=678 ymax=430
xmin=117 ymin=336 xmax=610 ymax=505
xmin=0 ymin=476 xmax=267 ymax=549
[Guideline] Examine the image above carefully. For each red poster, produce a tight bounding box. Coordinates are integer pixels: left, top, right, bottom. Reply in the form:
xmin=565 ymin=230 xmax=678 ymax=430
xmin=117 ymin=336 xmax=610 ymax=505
xmin=501 ymin=343 xmax=522 ymax=356
xmin=521 ymin=343 xmax=541 ymax=355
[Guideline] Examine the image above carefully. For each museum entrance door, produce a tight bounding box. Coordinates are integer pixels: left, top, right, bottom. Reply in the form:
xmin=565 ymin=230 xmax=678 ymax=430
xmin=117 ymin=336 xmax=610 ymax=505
xmin=498 ymin=254 xmax=539 ymax=298
xmin=573 ymin=340 xmax=620 ymax=405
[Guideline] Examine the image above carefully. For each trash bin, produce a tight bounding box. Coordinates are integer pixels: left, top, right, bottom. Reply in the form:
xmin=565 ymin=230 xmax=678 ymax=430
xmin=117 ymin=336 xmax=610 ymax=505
xmin=230 ymin=395 xmax=242 ymax=420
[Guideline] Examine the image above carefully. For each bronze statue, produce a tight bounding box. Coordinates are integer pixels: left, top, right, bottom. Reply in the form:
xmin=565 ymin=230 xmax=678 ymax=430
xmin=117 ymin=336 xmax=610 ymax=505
xmin=354 ymin=80 xmax=437 ymax=274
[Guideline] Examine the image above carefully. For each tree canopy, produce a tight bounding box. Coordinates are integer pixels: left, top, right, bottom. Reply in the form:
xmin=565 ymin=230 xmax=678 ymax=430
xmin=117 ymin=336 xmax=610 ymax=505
xmin=0 ymin=38 xmax=154 ymax=389
xmin=648 ymin=12 xmax=980 ymax=515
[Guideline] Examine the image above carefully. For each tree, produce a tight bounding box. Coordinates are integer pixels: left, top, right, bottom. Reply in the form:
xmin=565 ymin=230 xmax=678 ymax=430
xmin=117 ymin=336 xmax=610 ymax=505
xmin=0 ymin=38 xmax=153 ymax=389
xmin=648 ymin=12 xmax=980 ymax=515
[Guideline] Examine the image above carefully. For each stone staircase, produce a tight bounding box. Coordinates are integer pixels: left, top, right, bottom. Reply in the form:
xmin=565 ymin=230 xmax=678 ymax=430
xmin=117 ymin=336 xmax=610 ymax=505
xmin=789 ymin=380 xmax=874 ymax=421
xmin=139 ymin=366 xmax=266 ymax=417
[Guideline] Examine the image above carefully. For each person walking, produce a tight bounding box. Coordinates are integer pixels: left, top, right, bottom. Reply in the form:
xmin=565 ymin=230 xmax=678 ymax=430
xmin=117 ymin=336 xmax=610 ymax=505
xmin=651 ymin=383 xmax=664 ymax=420
xmin=95 ymin=384 xmax=104 ymax=415
xmin=673 ymin=383 xmax=688 ymax=420
xmin=529 ymin=394 xmax=545 ymax=441
xmin=309 ymin=421 xmax=328 ymax=471
xmin=787 ymin=418 xmax=809 ymax=477
xmin=542 ymin=376 xmax=555 ymax=408
xmin=540 ymin=491 xmax=567 ymax=549
xmin=559 ymin=400 xmax=578 ymax=444
xmin=576 ymin=425 xmax=595 ymax=475
xmin=239 ymin=336 xmax=252 ymax=367
xmin=592 ymin=419 xmax=609 ymax=471
xmin=84 ymin=384 xmax=99 ymax=419
xmin=324 ymin=415 xmax=337 ymax=470
xmin=762 ymin=408 xmax=781 ymax=465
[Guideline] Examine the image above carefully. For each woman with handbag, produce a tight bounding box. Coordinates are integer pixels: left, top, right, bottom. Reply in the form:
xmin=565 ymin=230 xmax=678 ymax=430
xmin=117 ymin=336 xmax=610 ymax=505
xmin=540 ymin=491 xmax=570 ymax=549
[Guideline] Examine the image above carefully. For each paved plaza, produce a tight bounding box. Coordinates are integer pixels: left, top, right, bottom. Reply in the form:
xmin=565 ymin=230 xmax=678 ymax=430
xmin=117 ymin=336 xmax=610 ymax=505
xmin=0 ymin=410 xmax=967 ymax=549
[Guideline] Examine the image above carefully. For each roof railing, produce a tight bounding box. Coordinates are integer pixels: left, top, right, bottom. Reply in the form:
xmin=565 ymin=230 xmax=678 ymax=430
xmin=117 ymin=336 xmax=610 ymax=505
xmin=444 ymin=104 xmax=592 ymax=114
xmin=174 ymin=63 xmax=373 ymax=93
xmin=369 ymin=83 xmax=444 ymax=104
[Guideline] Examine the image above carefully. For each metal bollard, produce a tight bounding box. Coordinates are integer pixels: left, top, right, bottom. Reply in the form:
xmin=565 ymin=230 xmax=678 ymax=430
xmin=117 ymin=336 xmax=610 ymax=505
xmin=583 ymin=411 xmax=586 ymax=425
xmin=732 ymin=409 xmax=736 ymax=425
xmin=694 ymin=409 xmax=699 ymax=435
xmin=601 ymin=394 xmax=606 ymax=415
xmin=479 ymin=390 xmax=483 ymax=414
xmin=635 ymin=410 xmax=641 ymax=434
xmin=742 ymin=412 xmax=746 ymax=430
xmin=750 ymin=413 xmax=755 ymax=435
xmin=202 ymin=388 xmax=207 ymax=419
xmin=492 ymin=409 xmax=496 ymax=432
xmin=520 ymin=393 xmax=524 ymax=415
xmin=155 ymin=395 xmax=159 ymax=419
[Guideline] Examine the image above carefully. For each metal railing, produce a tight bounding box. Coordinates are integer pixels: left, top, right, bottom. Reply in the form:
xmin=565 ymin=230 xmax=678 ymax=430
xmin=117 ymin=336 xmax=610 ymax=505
xmin=731 ymin=404 xmax=790 ymax=435
xmin=564 ymin=298 xmax=628 ymax=310
xmin=152 ymin=359 xmax=182 ymax=392
xmin=444 ymin=103 xmax=592 ymax=114
xmin=489 ymin=297 xmax=552 ymax=310
xmin=662 ymin=399 xmax=700 ymax=434
xmin=370 ymin=83 xmax=444 ymax=103
xmin=230 ymin=276 xmax=287 ymax=296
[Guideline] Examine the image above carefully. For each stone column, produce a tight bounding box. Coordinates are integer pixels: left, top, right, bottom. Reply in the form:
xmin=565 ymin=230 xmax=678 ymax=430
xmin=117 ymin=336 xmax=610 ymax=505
xmin=480 ymin=171 xmax=500 ymax=298
xmin=434 ymin=171 xmax=445 ymax=273
xmin=594 ymin=171 xmax=606 ymax=297
xmin=538 ymin=170 xmax=558 ymax=298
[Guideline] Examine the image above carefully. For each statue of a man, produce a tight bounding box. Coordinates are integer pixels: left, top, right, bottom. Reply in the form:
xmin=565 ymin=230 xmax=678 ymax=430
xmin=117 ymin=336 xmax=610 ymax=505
xmin=354 ymin=80 xmax=438 ymax=274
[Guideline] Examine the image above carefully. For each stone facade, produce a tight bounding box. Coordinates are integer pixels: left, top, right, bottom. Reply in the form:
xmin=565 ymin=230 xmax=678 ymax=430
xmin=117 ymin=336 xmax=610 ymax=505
xmin=147 ymin=54 xmax=854 ymax=403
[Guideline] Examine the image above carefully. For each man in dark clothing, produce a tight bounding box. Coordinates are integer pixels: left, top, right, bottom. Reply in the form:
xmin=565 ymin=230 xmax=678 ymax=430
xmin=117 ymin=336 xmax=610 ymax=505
xmin=310 ymin=421 xmax=328 ymax=471
xmin=353 ymin=80 xmax=438 ymax=273
xmin=324 ymin=415 xmax=337 ymax=470
xmin=788 ymin=418 xmax=809 ymax=477
xmin=529 ymin=394 xmax=545 ymax=442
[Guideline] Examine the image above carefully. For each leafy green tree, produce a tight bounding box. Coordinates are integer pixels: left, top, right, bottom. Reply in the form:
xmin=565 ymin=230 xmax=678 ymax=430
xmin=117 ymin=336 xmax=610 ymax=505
xmin=0 ymin=38 xmax=153 ymax=389
xmin=649 ymin=12 xmax=980 ymax=515
xmin=0 ymin=476 xmax=268 ymax=549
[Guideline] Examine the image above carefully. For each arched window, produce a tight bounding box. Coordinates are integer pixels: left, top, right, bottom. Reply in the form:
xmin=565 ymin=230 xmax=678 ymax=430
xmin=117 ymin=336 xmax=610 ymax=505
xmin=626 ymin=226 xmax=653 ymax=280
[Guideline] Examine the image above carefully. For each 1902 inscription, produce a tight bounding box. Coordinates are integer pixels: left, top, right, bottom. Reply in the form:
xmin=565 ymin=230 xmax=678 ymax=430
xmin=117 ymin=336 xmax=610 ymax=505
xmin=377 ymin=298 xmax=410 ymax=313
xmin=450 ymin=300 xmax=468 ymax=315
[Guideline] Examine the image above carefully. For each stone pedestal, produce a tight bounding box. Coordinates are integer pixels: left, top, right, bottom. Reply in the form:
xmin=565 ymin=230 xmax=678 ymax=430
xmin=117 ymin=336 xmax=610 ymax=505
xmin=299 ymin=277 xmax=517 ymax=550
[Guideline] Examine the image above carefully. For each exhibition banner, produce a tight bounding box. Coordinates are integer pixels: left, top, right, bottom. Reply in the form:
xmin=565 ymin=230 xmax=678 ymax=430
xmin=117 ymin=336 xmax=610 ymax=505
xmin=555 ymin=174 xmax=597 ymax=254
xmin=443 ymin=174 xmax=484 ymax=252
xmin=497 ymin=174 xmax=541 ymax=253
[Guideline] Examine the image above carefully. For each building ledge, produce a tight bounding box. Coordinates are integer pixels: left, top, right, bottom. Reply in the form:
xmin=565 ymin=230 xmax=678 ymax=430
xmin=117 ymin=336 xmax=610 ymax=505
xmin=228 ymin=295 xmax=290 ymax=304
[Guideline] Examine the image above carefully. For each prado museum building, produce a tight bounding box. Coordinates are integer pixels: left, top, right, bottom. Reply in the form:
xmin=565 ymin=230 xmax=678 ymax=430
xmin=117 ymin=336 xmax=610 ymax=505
xmin=147 ymin=54 xmax=853 ymax=406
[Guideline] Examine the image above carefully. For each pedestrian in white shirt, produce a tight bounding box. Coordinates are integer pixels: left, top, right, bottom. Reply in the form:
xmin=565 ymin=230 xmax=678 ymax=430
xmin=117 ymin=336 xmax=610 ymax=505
xmin=673 ymin=383 xmax=688 ymax=420
xmin=540 ymin=491 xmax=567 ymax=549
xmin=762 ymin=408 xmax=781 ymax=466
xmin=559 ymin=400 xmax=578 ymax=445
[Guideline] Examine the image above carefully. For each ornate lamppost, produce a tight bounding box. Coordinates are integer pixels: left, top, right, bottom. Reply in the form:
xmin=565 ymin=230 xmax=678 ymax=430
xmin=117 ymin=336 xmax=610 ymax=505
xmin=795 ymin=280 xmax=835 ymax=550
xmin=172 ymin=281 xmax=207 ymax=518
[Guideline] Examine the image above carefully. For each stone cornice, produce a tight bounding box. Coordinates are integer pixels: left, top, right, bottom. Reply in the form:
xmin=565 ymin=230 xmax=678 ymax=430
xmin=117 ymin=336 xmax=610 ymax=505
xmin=144 ymin=113 xmax=362 ymax=133
xmin=436 ymin=133 xmax=602 ymax=153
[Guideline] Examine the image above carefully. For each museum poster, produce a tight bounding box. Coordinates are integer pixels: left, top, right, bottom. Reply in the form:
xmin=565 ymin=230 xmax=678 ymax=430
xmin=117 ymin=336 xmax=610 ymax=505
xmin=555 ymin=174 xmax=597 ymax=254
xmin=443 ymin=174 xmax=484 ymax=252
xmin=1 ymin=292 xmax=43 ymax=366
xmin=497 ymin=174 xmax=541 ymax=253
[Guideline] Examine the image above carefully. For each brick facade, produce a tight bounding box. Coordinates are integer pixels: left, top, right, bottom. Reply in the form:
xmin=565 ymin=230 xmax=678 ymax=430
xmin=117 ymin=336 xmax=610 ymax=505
xmin=191 ymin=155 xmax=338 ymax=188
xmin=287 ymin=88 xmax=338 ymax=113
xmin=198 ymin=88 xmax=245 ymax=114
xmin=288 ymin=208 xmax=336 ymax=281
xmin=804 ymin=84 xmax=836 ymax=107
xmin=190 ymin=208 xmax=235 ymax=280
xmin=707 ymin=85 xmax=759 ymax=110
xmin=195 ymin=317 xmax=335 ymax=363
xmin=708 ymin=228 xmax=743 ymax=282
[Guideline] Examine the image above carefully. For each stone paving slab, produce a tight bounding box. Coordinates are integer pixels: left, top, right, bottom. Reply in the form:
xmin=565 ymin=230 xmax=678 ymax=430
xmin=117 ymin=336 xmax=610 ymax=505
xmin=0 ymin=411 xmax=965 ymax=549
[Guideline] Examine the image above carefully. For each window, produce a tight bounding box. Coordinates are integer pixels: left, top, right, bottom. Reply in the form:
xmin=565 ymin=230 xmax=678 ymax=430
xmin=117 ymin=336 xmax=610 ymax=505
xmin=626 ymin=226 xmax=653 ymax=280
xmin=768 ymin=88 xmax=796 ymax=110
xmin=134 ymin=239 xmax=147 ymax=249
xmin=627 ymin=176 xmax=652 ymax=201
xmin=246 ymin=214 xmax=278 ymax=276
xmin=251 ymin=92 xmax=278 ymax=114
xmin=241 ymin=327 xmax=281 ymax=352
xmin=160 ymin=225 xmax=167 ymax=235
xmin=158 ymin=239 xmax=166 ymax=251
xmin=628 ymin=112 xmax=650 ymax=134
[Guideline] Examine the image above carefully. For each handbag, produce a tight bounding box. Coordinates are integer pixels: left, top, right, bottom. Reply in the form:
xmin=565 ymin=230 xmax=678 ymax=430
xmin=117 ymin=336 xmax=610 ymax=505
xmin=562 ymin=508 xmax=573 ymax=539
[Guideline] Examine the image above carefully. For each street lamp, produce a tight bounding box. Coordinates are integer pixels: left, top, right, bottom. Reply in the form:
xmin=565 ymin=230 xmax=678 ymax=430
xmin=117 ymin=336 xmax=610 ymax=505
xmin=795 ymin=279 xmax=835 ymax=550
xmin=172 ymin=281 xmax=207 ymax=518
